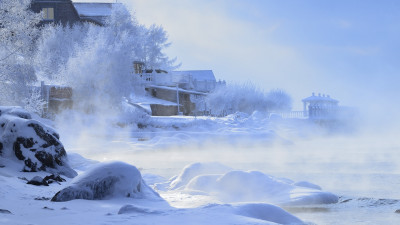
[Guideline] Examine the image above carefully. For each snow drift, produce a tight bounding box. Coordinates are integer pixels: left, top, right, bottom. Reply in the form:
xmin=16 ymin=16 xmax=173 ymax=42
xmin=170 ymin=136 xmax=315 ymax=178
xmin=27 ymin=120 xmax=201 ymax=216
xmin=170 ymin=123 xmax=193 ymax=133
xmin=117 ymin=203 xmax=305 ymax=225
xmin=51 ymin=161 xmax=160 ymax=201
xmin=168 ymin=162 xmax=338 ymax=205
xmin=0 ymin=106 xmax=76 ymax=177
xmin=232 ymin=203 xmax=304 ymax=225
xmin=169 ymin=162 xmax=232 ymax=190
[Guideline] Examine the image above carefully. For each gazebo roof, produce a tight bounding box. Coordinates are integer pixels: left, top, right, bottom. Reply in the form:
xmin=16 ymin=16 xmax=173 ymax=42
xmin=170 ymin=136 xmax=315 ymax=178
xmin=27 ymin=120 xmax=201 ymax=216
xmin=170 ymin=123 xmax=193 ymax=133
xmin=302 ymin=93 xmax=339 ymax=103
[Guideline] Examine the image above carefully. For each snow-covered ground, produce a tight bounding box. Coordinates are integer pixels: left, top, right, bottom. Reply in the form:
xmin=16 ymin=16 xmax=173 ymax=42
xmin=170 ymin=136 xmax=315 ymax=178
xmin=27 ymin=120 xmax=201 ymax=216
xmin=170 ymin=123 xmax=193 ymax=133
xmin=1 ymin=111 xmax=400 ymax=224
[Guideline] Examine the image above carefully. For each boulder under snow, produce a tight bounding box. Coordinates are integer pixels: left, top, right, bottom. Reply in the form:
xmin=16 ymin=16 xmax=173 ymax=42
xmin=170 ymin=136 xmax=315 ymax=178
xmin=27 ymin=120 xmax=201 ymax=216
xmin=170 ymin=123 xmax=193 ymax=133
xmin=169 ymin=162 xmax=338 ymax=206
xmin=0 ymin=106 xmax=77 ymax=178
xmin=168 ymin=162 xmax=232 ymax=190
xmin=52 ymin=161 xmax=160 ymax=202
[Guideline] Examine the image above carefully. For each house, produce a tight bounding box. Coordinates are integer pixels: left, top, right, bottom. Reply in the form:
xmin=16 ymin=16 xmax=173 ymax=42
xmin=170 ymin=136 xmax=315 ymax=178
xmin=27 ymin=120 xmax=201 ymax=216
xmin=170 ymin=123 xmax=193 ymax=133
xmin=144 ymin=85 xmax=207 ymax=116
xmin=30 ymin=0 xmax=116 ymax=26
xmin=30 ymin=0 xmax=81 ymax=26
xmin=131 ymin=63 xmax=225 ymax=116
xmin=72 ymin=3 xmax=114 ymax=26
xmin=39 ymin=81 xmax=73 ymax=115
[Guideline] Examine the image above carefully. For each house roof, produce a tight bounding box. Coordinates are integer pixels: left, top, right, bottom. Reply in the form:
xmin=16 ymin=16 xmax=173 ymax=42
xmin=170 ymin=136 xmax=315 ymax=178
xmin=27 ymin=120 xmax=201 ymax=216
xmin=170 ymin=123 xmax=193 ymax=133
xmin=73 ymin=3 xmax=114 ymax=25
xmin=172 ymin=70 xmax=216 ymax=82
xmin=148 ymin=85 xmax=207 ymax=95
xmin=129 ymin=95 xmax=179 ymax=106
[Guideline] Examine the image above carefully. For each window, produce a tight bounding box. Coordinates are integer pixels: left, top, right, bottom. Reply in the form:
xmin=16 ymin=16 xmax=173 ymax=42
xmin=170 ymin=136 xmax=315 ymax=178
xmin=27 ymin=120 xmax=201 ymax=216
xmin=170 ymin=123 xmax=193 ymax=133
xmin=42 ymin=8 xmax=54 ymax=20
xmin=133 ymin=61 xmax=144 ymax=74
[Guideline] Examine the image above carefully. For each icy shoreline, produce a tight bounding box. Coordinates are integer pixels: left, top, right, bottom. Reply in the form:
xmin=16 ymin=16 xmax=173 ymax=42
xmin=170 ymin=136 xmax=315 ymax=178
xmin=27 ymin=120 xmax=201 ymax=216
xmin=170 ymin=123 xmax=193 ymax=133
xmin=2 ymin=109 xmax=400 ymax=224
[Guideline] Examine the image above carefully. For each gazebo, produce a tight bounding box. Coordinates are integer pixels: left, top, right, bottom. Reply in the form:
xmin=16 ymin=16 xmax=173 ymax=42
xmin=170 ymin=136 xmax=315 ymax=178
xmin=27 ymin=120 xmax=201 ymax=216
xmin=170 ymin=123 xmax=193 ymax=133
xmin=302 ymin=93 xmax=339 ymax=119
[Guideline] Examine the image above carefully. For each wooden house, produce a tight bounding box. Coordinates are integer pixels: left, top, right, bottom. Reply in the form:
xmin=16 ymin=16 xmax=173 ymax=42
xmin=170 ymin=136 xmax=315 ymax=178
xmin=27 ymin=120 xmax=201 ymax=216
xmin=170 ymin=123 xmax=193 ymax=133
xmin=30 ymin=0 xmax=81 ymax=26
xmin=132 ymin=65 xmax=224 ymax=116
xmin=40 ymin=82 xmax=73 ymax=114
xmin=31 ymin=0 xmax=116 ymax=26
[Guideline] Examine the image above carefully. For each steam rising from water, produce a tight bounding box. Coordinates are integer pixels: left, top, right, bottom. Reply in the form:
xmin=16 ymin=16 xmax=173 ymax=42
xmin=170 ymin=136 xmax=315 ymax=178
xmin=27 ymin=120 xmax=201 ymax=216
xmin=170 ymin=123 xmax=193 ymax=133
xmin=55 ymin=111 xmax=400 ymax=200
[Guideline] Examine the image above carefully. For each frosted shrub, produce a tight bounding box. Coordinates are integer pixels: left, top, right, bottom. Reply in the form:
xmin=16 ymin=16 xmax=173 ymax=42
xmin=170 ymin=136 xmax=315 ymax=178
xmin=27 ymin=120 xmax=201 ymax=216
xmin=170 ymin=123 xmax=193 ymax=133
xmin=22 ymin=88 xmax=46 ymax=116
xmin=266 ymin=89 xmax=293 ymax=112
xmin=206 ymin=83 xmax=292 ymax=116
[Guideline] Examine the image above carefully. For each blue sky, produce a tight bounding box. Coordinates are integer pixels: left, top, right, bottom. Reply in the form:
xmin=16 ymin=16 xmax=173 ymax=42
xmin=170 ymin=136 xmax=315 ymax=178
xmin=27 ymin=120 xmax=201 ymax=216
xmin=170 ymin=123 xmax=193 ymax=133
xmin=75 ymin=0 xmax=400 ymax=112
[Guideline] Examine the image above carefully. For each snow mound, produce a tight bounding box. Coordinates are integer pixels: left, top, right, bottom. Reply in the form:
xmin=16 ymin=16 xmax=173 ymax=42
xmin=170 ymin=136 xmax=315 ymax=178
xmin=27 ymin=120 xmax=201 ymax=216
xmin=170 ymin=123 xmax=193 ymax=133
xmin=118 ymin=204 xmax=163 ymax=215
xmin=169 ymin=162 xmax=232 ymax=190
xmin=176 ymin=163 xmax=338 ymax=205
xmin=51 ymin=161 xmax=160 ymax=202
xmin=217 ymin=171 xmax=293 ymax=202
xmin=293 ymin=181 xmax=322 ymax=190
xmin=67 ymin=152 xmax=99 ymax=172
xmin=288 ymin=188 xmax=339 ymax=205
xmin=0 ymin=106 xmax=77 ymax=178
xmin=233 ymin=203 xmax=304 ymax=225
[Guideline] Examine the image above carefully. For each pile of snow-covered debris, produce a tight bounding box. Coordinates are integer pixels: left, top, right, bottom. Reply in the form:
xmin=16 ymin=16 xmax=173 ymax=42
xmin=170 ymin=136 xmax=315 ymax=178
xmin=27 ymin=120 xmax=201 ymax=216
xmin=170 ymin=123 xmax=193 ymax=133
xmin=0 ymin=106 xmax=76 ymax=177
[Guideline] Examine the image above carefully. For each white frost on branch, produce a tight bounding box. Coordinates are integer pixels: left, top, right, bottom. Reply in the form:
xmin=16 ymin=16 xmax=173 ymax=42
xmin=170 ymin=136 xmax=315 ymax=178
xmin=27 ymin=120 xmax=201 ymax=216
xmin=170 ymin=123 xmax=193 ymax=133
xmin=0 ymin=0 xmax=41 ymax=106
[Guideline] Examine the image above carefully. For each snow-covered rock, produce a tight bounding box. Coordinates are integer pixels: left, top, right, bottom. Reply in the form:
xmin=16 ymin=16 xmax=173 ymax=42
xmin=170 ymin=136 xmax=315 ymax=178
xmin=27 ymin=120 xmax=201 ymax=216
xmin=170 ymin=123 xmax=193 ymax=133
xmin=293 ymin=181 xmax=322 ymax=190
xmin=51 ymin=161 xmax=160 ymax=202
xmin=173 ymin=162 xmax=338 ymax=206
xmin=216 ymin=171 xmax=294 ymax=202
xmin=233 ymin=203 xmax=304 ymax=225
xmin=118 ymin=204 xmax=163 ymax=215
xmin=27 ymin=176 xmax=48 ymax=186
xmin=169 ymin=162 xmax=232 ymax=190
xmin=0 ymin=106 xmax=77 ymax=178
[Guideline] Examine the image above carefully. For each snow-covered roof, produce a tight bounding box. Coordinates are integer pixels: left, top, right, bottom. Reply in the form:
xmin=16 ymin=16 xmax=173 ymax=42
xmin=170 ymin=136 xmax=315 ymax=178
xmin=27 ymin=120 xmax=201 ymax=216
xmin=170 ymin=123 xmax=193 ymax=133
xmin=129 ymin=95 xmax=179 ymax=106
xmin=302 ymin=93 xmax=339 ymax=103
xmin=73 ymin=3 xmax=115 ymax=25
xmin=172 ymin=70 xmax=216 ymax=82
xmin=148 ymin=85 xmax=207 ymax=95
xmin=73 ymin=3 xmax=113 ymax=17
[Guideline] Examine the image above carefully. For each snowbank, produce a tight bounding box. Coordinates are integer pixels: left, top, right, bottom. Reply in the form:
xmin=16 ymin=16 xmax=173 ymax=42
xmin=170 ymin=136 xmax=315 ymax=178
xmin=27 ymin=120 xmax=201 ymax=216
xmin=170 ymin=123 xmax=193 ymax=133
xmin=169 ymin=162 xmax=338 ymax=205
xmin=169 ymin=162 xmax=232 ymax=190
xmin=0 ymin=106 xmax=77 ymax=177
xmin=293 ymin=181 xmax=322 ymax=190
xmin=233 ymin=203 xmax=304 ymax=225
xmin=117 ymin=203 xmax=304 ymax=225
xmin=51 ymin=161 xmax=160 ymax=201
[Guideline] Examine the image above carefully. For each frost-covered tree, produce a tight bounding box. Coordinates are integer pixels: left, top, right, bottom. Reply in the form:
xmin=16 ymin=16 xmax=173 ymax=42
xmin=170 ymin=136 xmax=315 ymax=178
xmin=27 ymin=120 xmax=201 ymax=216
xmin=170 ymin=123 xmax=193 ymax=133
xmin=265 ymin=89 xmax=292 ymax=112
xmin=142 ymin=25 xmax=179 ymax=70
xmin=35 ymin=4 xmax=178 ymax=114
xmin=22 ymin=88 xmax=46 ymax=115
xmin=206 ymin=83 xmax=292 ymax=116
xmin=34 ymin=23 xmax=90 ymax=83
xmin=0 ymin=0 xmax=41 ymax=105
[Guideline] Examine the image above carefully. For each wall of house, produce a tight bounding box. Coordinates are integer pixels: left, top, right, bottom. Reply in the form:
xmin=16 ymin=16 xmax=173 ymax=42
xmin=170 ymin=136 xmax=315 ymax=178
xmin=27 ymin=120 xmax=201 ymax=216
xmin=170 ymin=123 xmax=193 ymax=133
xmin=31 ymin=0 xmax=81 ymax=26
xmin=150 ymin=105 xmax=178 ymax=116
xmin=147 ymin=87 xmax=196 ymax=116
xmin=41 ymin=84 xmax=73 ymax=114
